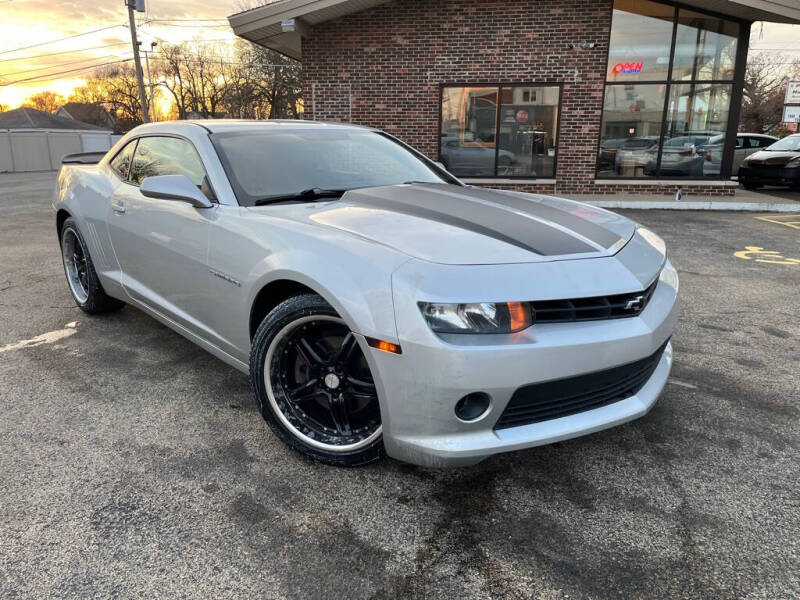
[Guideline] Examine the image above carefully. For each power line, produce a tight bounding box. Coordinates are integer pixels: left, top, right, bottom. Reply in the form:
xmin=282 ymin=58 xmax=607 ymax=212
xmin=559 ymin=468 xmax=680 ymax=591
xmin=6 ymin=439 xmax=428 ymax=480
xmin=0 ymin=58 xmax=132 ymax=86
xmin=1 ymin=54 xmax=127 ymax=78
xmin=0 ymin=42 xmax=129 ymax=63
xmin=0 ymin=24 xmax=126 ymax=56
xmin=144 ymin=22 xmax=231 ymax=28
xmin=145 ymin=18 xmax=228 ymax=23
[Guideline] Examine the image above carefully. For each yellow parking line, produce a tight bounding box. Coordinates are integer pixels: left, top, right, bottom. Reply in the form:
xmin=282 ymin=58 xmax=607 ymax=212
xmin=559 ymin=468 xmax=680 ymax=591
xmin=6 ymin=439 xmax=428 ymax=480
xmin=755 ymin=215 xmax=800 ymax=230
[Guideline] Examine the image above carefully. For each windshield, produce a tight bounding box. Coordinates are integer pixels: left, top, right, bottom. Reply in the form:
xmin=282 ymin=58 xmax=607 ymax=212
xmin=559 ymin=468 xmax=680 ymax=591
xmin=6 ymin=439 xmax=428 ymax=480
xmin=764 ymin=135 xmax=800 ymax=152
xmin=212 ymin=128 xmax=452 ymax=206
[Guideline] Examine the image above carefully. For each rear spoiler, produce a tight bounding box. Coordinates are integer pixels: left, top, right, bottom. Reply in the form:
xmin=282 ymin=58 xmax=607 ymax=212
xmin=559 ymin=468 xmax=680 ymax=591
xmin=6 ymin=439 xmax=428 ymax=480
xmin=61 ymin=151 xmax=107 ymax=165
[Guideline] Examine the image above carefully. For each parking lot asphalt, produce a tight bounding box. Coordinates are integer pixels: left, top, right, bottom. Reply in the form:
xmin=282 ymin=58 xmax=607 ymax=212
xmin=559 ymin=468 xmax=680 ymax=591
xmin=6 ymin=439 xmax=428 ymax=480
xmin=1 ymin=173 xmax=798 ymax=599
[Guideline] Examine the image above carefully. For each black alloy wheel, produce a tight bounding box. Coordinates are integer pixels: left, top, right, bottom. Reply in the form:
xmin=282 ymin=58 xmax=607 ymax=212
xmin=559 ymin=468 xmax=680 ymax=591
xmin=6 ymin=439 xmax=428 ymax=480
xmin=59 ymin=217 xmax=124 ymax=314
xmin=250 ymin=294 xmax=384 ymax=466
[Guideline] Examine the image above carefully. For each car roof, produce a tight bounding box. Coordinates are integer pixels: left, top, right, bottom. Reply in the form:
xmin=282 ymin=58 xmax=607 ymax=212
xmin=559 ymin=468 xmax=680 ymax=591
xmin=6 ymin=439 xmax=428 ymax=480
xmin=188 ymin=119 xmax=377 ymax=134
xmin=742 ymin=133 xmax=779 ymax=138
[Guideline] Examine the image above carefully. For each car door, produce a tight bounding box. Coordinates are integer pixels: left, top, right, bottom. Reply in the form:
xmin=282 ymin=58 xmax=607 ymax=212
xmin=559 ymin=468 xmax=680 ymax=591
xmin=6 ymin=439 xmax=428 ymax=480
xmin=107 ymin=135 xmax=216 ymax=336
xmin=733 ymin=136 xmax=761 ymax=174
xmin=80 ymin=139 xmax=137 ymax=291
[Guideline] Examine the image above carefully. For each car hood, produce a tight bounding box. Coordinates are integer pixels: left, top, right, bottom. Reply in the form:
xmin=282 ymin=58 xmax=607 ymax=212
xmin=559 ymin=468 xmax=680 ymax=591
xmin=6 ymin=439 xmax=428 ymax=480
xmin=294 ymin=184 xmax=636 ymax=265
xmin=745 ymin=151 xmax=800 ymax=166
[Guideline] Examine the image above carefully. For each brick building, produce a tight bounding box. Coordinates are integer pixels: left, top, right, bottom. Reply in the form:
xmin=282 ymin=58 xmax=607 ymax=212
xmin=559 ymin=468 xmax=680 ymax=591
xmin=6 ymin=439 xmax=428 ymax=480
xmin=229 ymin=0 xmax=800 ymax=197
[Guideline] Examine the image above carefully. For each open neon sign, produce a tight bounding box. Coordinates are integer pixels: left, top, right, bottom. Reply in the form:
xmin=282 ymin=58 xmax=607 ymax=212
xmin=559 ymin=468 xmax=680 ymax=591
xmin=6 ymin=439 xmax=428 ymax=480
xmin=613 ymin=62 xmax=643 ymax=75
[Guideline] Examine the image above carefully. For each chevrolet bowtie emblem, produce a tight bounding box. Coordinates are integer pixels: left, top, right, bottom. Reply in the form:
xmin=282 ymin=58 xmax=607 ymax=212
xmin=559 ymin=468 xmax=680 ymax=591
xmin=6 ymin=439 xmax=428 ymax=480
xmin=624 ymin=295 xmax=645 ymax=311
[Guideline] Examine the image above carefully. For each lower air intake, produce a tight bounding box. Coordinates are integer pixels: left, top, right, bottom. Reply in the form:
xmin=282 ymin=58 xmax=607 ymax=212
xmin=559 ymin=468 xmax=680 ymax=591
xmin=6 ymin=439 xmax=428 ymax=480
xmin=494 ymin=341 xmax=668 ymax=430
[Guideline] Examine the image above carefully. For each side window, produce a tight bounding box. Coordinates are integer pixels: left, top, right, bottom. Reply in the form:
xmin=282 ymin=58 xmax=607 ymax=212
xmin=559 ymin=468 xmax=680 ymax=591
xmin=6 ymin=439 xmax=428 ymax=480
xmin=735 ymin=136 xmax=746 ymax=149
xmin=755 ymin=137 xmax=774 ymax=148
xmin=109 ymin=140 xmax=136 ymax=179
xmin=129 ymin=136 xmax=207 ymax=188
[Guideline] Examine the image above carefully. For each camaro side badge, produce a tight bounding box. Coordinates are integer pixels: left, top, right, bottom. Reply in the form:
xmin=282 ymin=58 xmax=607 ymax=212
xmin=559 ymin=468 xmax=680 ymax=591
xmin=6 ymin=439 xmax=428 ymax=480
xmin=209 ymin=268 xmax=241 ymax=287
xmin=624 ymin=295 xmax=645 ymax=311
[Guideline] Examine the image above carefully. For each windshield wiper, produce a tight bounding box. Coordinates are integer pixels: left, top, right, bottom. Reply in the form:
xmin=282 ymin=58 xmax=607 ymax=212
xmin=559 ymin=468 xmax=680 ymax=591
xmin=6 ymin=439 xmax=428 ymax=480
xmin=253 ymin=188 xmax=348 ymax=206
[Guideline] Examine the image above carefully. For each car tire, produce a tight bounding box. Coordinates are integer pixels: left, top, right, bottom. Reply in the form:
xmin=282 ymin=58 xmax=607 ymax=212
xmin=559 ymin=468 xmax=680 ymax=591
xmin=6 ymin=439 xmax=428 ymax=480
xmin=60 ymin=218 xmax=124 ymax=314
xmin=250 ymin=293 xmax=385 ymax=467
xmin=741 ymin=182 xmax=761 ymax=190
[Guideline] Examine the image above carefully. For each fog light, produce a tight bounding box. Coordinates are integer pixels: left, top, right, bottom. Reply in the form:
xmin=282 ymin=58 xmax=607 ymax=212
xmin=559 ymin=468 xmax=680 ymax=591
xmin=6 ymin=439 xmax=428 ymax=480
xmin=455 ymin=392 xmax=491 ymax=422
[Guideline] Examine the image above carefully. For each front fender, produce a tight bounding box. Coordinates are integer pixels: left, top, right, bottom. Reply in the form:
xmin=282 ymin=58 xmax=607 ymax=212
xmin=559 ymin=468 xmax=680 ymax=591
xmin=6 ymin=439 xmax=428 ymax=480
xmin=246 ymin=248 xmax=407 ymax=343
xmin=207 ymin=207 xmax=410 ymax=359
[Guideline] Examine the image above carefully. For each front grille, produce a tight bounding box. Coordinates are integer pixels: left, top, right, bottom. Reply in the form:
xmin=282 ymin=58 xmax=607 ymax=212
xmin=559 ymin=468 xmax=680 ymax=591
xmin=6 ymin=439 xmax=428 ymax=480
xmin=494 ymin=341 xmax=668 ymax=430
xmin=531 ymin=279 xmax=658 ymax=324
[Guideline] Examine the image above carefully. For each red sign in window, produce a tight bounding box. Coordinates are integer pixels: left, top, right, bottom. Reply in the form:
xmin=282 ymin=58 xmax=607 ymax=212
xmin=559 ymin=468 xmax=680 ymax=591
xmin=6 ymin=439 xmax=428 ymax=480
xmin=613 ymin=62 xmax=643 ymax=75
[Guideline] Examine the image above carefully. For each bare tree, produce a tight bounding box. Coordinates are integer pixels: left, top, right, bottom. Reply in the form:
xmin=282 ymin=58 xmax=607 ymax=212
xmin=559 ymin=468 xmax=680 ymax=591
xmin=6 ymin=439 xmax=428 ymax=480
xmin=157 ymin=43 xmax=192 ymax=119
xmin=78 ymin=63 xmax=144 ymax=132
xmin=741 ymin=53 xmax=800 ymax=134
xmin=21 ymin=91 xmax=66 ymax=113
xmin=153 ymin=40 xmax=301 ymax=120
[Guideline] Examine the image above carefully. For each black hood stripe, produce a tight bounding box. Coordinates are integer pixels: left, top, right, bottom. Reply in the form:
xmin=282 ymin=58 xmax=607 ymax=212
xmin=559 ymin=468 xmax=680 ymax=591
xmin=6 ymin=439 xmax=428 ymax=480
xmin=343 ymin=185 xmax=607 ymax=256
xmin=453 ymin=186 xmax=624 ymax=250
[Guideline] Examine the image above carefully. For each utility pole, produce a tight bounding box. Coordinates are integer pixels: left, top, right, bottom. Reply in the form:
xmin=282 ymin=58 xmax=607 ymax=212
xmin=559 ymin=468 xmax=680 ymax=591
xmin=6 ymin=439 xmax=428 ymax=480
xmin=125 ymin=0 xmax=149 ymax=123
xmin=140 ymin=41 xmax=157 ymax=121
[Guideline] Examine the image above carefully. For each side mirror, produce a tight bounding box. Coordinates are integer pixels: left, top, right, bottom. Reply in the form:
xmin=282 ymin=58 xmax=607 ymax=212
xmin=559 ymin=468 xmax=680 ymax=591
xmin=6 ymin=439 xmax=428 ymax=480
xmin=140 ymin=174 xmax=213 ymax=209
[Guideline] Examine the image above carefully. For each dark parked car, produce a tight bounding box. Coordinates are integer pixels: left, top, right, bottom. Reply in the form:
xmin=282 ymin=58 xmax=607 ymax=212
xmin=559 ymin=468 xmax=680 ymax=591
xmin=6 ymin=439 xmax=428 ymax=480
xmin=598 ymin=138 xmax=626 ymax=171
xmin=738 ymin=134 xmax=800 ymax=190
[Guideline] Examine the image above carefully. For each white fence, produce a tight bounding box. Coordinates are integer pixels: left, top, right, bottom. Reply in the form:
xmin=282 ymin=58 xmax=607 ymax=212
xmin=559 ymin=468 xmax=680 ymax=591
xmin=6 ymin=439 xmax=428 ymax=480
xmin=0 ymin=130 xmax=122 ymax=173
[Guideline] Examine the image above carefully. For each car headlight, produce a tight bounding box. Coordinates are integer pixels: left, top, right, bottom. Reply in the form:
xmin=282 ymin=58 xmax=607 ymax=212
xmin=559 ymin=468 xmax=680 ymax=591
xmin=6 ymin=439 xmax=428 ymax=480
xmin=418 ymin=302 xmax=532 ymax=334
xmin=787 ymin=157 xmax=800 ymax=168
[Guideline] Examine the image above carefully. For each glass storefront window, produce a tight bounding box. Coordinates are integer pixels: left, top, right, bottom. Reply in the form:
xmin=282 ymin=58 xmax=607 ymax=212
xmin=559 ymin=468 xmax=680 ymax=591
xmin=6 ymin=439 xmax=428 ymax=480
xmin=671 ymin=10 xmax=738 ymax=82
xmin=660 ymin=83 xmax=731 ymax=177
xmin=497 ymin=86 xmax=559 ymax=177
xmin=440 ymin=85 xmax=560 ymax=178
xmin=598 ymin=0 xmax=741 ymax=179
xmin=606 ymin=0 xmax=675 ymax=82
xmin=598 ymin=84 xmax=666 ymax=177
xmin=440 ymin=87 xmax=498 ymax=177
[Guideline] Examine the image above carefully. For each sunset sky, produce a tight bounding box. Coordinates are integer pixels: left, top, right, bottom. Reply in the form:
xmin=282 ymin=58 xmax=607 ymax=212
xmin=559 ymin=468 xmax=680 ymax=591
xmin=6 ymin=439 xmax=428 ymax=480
xmin=0 ymin=1 xmax=798 ymax=110
xmin=0 ymin=0 xmax=242 ymax=107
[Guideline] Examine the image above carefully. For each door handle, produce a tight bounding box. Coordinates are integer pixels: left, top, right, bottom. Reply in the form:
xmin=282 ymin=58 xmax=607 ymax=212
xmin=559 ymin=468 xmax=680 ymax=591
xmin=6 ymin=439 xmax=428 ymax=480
xmin=111 ymin=201 xmax=126 ymax=214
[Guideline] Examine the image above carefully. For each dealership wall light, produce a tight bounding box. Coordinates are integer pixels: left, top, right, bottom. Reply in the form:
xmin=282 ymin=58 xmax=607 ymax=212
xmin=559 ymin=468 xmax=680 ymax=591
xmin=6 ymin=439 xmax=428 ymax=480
xmin=568 ymin=42 xmax=599 ymax=50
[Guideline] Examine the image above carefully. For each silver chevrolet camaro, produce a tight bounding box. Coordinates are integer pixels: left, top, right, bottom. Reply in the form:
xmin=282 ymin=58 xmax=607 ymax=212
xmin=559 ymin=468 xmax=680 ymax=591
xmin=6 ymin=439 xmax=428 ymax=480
xmin=54 ymin=120 xmax=678 ymax=468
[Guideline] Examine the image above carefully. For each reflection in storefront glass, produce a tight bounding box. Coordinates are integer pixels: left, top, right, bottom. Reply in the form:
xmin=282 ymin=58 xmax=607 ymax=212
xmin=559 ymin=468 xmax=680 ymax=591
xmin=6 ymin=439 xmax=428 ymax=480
xmin=440 ymin=85 xmax=559 ymax=178
xmin=598 ymin=84 xmax=666 ymax=178
xmin=598 ymin=0 xmax=739 ymax=179
xmin=440 ymin=87 xmax=498 ymax=177
xmin=497 ymin=86 xmax=559 ymax=177
xmin=661 ymin=83 xmax=731 ymax=177
xmin=606 ymin=0 xmax=675 ymax=83
xmin=671 ymin=10 xmax=738 ymax=82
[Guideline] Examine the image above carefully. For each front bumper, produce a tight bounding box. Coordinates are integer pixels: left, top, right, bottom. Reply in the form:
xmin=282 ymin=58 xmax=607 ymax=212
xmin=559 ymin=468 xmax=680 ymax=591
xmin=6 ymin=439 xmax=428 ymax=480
xmin=363 ymin=235 xmax=678 ymax=468
xmin=739 ymin=165 xmax=800 ymax=186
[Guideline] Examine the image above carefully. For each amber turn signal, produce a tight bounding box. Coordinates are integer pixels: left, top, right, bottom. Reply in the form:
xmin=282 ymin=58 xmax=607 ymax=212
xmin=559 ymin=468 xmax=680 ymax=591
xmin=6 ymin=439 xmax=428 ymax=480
xmin=506 ymin=302 xmax=532 ymax=332
xmin=366 ymin=337 xmax=402 ymax=354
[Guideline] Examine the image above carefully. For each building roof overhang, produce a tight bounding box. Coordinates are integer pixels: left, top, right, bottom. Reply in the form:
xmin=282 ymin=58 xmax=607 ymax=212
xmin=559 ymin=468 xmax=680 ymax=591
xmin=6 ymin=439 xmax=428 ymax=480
xmin=228 ymin=0 xmax=800 ymax=60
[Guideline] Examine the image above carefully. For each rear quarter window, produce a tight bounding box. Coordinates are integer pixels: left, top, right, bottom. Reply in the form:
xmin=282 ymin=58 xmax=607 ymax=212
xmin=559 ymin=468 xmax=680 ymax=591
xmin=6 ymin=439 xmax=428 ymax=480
xmin=109 ymin=140 xmax=137 ymax=180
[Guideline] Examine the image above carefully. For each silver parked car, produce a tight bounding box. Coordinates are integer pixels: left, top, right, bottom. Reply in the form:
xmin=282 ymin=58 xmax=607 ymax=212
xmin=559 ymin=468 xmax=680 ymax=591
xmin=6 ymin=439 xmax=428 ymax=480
xmin=702 ymin=133 xmax=778 ymax=177
xmin=54 ymin=120 xmax=678 ymax=468
xmin=440 ymin=136 xmax=516 ymax=176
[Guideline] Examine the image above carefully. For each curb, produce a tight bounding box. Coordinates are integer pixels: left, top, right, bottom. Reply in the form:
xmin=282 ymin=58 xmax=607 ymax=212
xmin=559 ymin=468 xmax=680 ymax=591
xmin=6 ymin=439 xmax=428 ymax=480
xmin=584 ymin=200 xmax=800 ymax=212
